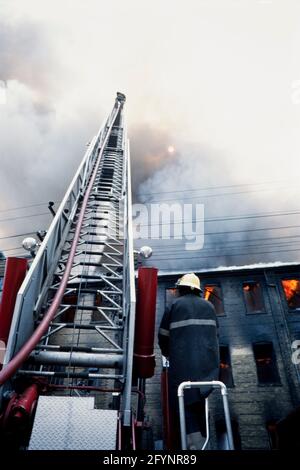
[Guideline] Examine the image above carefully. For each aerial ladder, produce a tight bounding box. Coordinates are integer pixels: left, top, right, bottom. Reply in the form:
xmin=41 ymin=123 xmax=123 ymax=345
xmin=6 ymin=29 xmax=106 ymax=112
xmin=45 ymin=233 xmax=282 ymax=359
xmin=0 ymin=93 xmax=157 ymax=450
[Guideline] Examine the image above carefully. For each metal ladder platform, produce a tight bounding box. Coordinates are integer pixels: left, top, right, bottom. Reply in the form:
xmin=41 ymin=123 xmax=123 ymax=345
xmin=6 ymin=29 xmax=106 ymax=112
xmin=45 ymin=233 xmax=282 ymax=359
xmin=29 ymin=396 xmax=118 ymax=450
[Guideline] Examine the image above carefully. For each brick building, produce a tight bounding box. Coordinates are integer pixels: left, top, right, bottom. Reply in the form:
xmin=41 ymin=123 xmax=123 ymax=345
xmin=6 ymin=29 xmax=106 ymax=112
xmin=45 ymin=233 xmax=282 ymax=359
xmin=145 ymin=262 xmax=300 ymax=449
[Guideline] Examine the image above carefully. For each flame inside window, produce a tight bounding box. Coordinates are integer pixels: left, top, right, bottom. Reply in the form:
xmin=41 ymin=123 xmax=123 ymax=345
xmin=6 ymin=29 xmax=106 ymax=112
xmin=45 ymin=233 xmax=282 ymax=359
xmin=204 ymin=284 xmax=224 ymax=315
xmin=281 ymin=279 xmax=300 ymax=310
xmin=243 ymin=281 xmax=264 ymax=313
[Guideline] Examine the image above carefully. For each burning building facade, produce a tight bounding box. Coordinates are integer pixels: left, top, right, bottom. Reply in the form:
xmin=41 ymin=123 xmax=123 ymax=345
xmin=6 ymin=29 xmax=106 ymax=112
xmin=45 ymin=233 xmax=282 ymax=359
xmin=146 ymin=261 xmax=300 ymax=449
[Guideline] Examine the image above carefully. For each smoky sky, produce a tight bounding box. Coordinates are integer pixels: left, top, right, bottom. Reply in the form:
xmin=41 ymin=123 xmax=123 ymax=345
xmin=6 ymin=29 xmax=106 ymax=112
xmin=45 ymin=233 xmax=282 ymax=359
xmin=129 ymin=124 xmax=177 ymax=197
xmin=0 ymin=1 xmax=300 ymax=270
xmin=135 ymin=143 xmax=300 ymax=270
xmin=0 ymin=19 xmax=55 ymax=94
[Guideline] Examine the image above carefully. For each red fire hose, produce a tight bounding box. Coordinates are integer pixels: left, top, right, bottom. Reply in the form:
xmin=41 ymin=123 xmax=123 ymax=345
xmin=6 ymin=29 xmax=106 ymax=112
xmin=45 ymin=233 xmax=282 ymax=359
xmin=0 ymin=104 xmax=120 ymax=386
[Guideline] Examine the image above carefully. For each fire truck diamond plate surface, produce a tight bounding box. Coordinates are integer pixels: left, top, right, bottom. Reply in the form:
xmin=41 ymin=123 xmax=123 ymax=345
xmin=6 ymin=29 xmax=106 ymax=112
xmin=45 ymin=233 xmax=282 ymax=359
xmin=29 ymin=396 xmax=118 ymax=450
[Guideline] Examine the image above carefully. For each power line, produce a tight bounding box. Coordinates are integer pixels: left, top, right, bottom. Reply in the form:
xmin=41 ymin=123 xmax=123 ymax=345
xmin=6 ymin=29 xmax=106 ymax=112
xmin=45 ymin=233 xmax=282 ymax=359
xmin=138 ymin=179 xmax=292 ymax=197
xmin=134 ymin=209 xmax=300 ymax=228
xmin=0 ymin=211 xmax=300 ymax=240
xmin=135 ymin=224 xmax=300 ymax=241
xmin=147 ymin=240 xmax=300 ymax=254
xmin=147 ymin=247 xmax=300 ymax=262
xmin=148 ymin=237 xmax=300 ymax=253
xmin=0 ymin=212 xmax=49 ymax=223
xmin=139 ymin=185 xmax=299 ymax=203
xmin=7 ymin=240 xmax=297 ymax=254
xmin=206 ymin=234 xmax=300 ymax=245
xmin=0 ymin=201 xmax=60 ymax=214
xmin=0 ymin=232 xmax=35 ymax=241
xmin=3 ymin=234 xmax=299 ymax=256
xmin=1 ymin=246 xmax=27 ymax=253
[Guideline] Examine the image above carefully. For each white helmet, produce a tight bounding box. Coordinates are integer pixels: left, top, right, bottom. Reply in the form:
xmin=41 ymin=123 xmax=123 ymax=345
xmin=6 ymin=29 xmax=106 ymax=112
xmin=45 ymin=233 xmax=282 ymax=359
xmin=176 ymin=273 xmax=202 ymax=292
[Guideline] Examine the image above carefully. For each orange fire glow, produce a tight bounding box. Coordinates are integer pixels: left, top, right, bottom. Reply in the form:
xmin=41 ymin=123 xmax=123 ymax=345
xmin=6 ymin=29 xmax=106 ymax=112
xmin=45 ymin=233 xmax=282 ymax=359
xmin=205 ymin=286 xmax=214 ymax=300
xmin=282 ymin=279 xmax=300 ymax=301
xmin=220 ymin=362 xmax=229 ymax=370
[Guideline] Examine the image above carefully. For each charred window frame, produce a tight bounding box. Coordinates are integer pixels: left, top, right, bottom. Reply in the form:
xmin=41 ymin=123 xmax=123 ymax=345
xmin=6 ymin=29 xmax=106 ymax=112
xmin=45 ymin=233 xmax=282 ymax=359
xmin=281 ymin=278 xmax=300 ymax=312
xmin=242 ymin=280 xmax=265 ymax=314
xmin=203 ymin=283 xmax=225 ymax=315
xmin=253 ymin=342 xmax=281 ymax=385
xmin=219 ymin=345 xmax=234 ymax=388
xmin=165 ymin=287 xmax=179 ymax=308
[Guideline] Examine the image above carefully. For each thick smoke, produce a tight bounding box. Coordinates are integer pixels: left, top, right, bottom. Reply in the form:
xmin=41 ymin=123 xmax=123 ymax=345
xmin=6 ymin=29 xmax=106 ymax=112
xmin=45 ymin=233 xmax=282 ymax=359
xmin=134 ymin=143 xmax=300 ymax=270
xmin=0 ymin=18 xmax=58 ymax=101
xmin=129 ymin=124 xmax=176 ymax=199
xmin=1 ymin=13 xmax=299 ymax=270
xmin=0 ymin=19 xmax=103 ymax=253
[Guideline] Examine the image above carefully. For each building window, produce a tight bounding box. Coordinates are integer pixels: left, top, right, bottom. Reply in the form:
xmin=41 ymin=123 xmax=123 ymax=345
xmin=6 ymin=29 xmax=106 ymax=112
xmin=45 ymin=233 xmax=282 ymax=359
xmin=253 ymin=342 xmax=280 ymax=384
xmin=281 ymin=279 xmax=300 ymax=311
xmin=215 ymin=419 xmax=241 ymax=450
xmin=219 ymin=346 xmax=234 ymax=388
xmin=204 ymin=284 xmax=224 ymax=315
xmin=243 ymin=281 xmax=265 ymax=313
xmin=165 ymin=287 xmax=179 ymax=308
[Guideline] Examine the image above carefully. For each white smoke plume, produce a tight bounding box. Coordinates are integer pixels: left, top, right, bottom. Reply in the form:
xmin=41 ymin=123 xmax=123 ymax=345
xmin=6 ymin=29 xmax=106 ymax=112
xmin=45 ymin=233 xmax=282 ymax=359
xmin=135 ymin=144 xmax=300 ymax=270
xmin=1 ymin=1 xmax=300 ymax=271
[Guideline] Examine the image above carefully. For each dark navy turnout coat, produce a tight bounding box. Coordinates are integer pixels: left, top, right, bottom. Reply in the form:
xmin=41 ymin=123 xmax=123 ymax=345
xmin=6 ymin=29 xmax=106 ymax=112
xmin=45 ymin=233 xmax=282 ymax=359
xmin=158 ymin=293 xmax=220 ymax=409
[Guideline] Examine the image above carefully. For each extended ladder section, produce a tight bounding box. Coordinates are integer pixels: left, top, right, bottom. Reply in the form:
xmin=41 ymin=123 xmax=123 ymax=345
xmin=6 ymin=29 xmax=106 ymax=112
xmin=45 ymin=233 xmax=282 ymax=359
xmin=0 ymin=93 xmax=136 ymax=448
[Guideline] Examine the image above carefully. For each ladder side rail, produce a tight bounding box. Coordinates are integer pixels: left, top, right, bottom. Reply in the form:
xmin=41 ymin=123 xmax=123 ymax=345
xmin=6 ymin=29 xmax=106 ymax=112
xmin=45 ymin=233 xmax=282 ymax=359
xmin=121 ymin=137 xmax=136 ymax=426
xmin=80 ymin=104 xmax=118 ymax=192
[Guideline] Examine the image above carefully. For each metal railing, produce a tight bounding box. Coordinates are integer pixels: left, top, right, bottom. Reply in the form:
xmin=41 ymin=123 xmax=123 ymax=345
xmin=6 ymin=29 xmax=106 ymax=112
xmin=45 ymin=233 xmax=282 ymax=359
xmin=178 ymin=380 xmax=234 ymax=450
xmin=121 ymin=133 xmax=136 ymax=426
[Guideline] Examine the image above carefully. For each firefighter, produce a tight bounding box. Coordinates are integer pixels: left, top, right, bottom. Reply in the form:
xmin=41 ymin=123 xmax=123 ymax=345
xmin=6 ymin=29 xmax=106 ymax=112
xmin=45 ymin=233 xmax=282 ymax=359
xmin=158 ymin=273 xmax=219 ymax=450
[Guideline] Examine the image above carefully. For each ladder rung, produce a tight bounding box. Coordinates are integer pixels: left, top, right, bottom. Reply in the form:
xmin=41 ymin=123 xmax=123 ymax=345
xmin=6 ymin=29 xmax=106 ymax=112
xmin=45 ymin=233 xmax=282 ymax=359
xmin=35 ymin=344 xmax=123 ymax=353
xmin=49 ymin=322 xmax=122 ymax=330
xmin=28 ymin=351 xmax=123 ymax=368
xmin=59 ymin=304 xmax=121 ymax=311
xmin=17 ymin=370 xmax=123 ymax=380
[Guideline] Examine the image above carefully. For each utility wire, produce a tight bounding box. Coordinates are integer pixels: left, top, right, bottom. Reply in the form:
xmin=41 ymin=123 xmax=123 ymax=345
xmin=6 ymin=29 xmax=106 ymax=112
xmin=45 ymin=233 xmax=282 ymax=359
xmin=0 ymin=201 xmax=60 ymax=214
xmin=135 ymin=224 xmax=300 ymax=240
xmin=138 ymin=179 xmax=296 ymax=196
xmin=0 ymin=212 xmax=49 ymax=223
xmin=147 ymin=240 xmax=300 ymax=254
xmin=2 ymin=209 xmax=298 ymax=240
xmin=4 ymin=234 xmax=300 ymax=256
xmin=134 ymin=209 xmax=300 ymax=228
xmin=0 ymin=232 xmax=35 ymax=241
xmin=148 ymin=247 xmax=300 ymax=262
xmin=1 ymin=246 xmax=26 ymax=252
xmin=140 ymin=185 xmax=299 ymax=203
